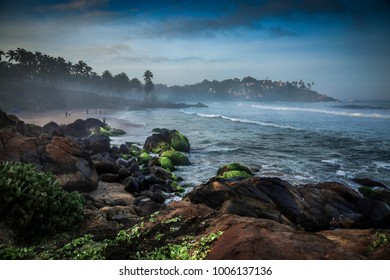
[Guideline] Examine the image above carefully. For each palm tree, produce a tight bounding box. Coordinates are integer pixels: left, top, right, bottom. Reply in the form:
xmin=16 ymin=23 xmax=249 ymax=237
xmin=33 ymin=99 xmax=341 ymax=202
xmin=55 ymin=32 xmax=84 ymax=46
xmin=6 ymin=50 xmax=19 ymax=63
xmin=143 ymin=70 xmax=154 ymax=102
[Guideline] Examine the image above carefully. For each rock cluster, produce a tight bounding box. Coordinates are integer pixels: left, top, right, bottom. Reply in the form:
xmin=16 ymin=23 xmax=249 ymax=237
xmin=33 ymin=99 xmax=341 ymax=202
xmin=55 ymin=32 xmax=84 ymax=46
xmin=1 ymin=108 xmax=390 ymax=259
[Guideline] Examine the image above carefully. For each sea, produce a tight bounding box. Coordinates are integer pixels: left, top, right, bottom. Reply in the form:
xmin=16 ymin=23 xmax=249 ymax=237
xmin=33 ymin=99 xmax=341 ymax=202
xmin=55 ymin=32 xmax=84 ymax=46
xmin=108 ymin=100 xmax=390 ymax=189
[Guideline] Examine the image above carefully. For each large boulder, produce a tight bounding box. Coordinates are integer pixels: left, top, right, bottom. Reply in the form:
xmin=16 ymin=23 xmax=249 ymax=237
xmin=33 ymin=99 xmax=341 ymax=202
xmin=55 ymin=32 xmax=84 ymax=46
xmin=186 ymin=177 xmax=390 ymax=230
xmin=64 ymin=120 xmax=89 ymax=138
xmin=88 ymin=134 xmax=110 ymax=154
xmin=40 ymin=136 xmax=99 ymax=192
xmin=143 ymin=128 xmax=190 ymax=153
xmin=42 ymin=121 xmax=64 ymax=137
xmin=206 ymin=214 xmax=362 ymax=260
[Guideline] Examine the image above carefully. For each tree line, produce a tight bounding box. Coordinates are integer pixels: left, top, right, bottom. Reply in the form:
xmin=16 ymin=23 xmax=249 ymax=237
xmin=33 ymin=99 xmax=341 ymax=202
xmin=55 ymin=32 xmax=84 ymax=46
xmin=0 ymin=48 xmax=153 ymax=98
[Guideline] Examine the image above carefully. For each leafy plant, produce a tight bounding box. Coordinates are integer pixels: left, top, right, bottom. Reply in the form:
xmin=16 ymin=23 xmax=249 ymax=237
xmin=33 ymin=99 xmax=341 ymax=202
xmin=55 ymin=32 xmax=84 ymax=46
xmin=0 ymin=161 xmax=84 ymax=239
xmin=60 ymin=234 xmax=107 ymax=260
xmin=140 ymin=231 xmax=223 ymax=260
xmin=0 ymin=245 xmax=35 ymax=260
xmin=371 ymin=232 xmax=390 ymax=250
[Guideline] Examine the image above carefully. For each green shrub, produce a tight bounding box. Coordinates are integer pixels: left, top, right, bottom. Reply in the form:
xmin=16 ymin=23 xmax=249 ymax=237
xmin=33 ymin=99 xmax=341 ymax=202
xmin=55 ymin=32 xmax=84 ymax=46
xmin=0 ymin=161 xmax=84 ymax=239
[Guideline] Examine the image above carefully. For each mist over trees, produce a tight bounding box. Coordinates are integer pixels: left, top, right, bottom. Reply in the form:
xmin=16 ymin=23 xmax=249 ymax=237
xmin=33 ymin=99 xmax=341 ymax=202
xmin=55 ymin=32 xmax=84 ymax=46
xmin=0 ymin=48 xmax=334 ymax=111
xmin=0 ymin=48 xmax=144 ymax=96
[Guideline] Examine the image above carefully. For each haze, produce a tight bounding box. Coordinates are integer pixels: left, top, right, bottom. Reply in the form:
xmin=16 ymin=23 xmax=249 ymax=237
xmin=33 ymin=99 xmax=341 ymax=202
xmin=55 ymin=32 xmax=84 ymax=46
xmin=1 ymin=0 xmax=389 ymax=100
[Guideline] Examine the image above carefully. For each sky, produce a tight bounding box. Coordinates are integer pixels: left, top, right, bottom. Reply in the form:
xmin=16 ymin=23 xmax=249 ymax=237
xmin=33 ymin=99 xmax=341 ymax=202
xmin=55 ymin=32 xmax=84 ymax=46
xmin=1 ymin=0 xmax=390 ymax=100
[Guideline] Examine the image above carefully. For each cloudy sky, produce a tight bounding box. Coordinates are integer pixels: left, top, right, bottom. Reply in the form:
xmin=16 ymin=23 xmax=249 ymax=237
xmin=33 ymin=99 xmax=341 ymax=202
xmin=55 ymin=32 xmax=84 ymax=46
xmin=1 ymin=0 xmax=389 ymax=100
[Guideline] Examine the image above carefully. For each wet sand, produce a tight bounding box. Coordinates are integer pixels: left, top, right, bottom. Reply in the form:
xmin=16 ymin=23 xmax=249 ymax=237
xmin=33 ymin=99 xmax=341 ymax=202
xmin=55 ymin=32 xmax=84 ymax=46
xmin=17 ymin=109 xmax=144 ymax=130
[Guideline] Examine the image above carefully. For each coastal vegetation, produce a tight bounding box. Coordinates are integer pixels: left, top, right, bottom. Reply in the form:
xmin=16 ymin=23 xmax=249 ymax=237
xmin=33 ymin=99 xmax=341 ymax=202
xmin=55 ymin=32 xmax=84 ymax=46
xmin=0 ymin=161 xmax=84 ymax=240
xmin=0 ymin=47 xmax=334 ymax=111
xmin=0 ymin=109 xmax=390 ymax=259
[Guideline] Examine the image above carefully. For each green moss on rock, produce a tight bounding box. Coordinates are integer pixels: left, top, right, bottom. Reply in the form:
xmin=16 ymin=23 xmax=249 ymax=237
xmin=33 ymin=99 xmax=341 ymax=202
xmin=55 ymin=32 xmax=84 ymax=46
xmin=159 ymin=157 xmax=175 ymax=171
xmin=160 ymin=150 xmax=190 ymax=166
xmin=139 ymin=152 xmax=152 ymax=165
xmin=152 ymin=142 xmax=171 ymax=154
xmin=217 ymin=162 xmax=253 ymax=177
xmin=170 ymin=131 xmax=190 ymax=152
xmin=99 ymin=125 xmax=126 ymax=136
xmin=219 ymin=170 xmax=252 ymax=179
xmin=129 ymin=145 xmax=142 ymax=157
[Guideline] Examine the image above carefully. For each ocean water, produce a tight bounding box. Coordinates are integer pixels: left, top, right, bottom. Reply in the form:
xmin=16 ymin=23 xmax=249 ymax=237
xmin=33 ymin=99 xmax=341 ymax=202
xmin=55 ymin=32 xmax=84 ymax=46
xmin=108 ymin=100 xmax=390 ymax=188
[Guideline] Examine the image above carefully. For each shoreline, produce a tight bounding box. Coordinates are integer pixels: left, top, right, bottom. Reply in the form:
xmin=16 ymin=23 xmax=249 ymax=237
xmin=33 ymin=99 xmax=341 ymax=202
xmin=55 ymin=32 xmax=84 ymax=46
xmin=17 ymin=109 xmax=144 ymax=130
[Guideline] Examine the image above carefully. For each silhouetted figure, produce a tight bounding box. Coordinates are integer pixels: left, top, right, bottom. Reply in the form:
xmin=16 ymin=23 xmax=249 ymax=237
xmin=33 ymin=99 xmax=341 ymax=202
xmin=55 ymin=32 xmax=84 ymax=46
xmin=86 ymin=109 xmax=89 ymax=114
xmin=103 ymin=117 xmax=106 ymax=123
xmin=65 ymin=111 xmax=68 ymax=117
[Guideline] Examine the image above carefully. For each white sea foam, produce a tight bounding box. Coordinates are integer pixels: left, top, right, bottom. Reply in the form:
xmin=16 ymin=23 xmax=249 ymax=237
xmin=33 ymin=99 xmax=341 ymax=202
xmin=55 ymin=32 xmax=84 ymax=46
xmin=373 ymin=161 xmax=390 ymax=170
xmin=181 ymin=109 xmax=301 ymax=130
xmin=321 ymin=159 xmax=341 ymax=165
xmin=251 ymin=105 xmax=390 ymax=119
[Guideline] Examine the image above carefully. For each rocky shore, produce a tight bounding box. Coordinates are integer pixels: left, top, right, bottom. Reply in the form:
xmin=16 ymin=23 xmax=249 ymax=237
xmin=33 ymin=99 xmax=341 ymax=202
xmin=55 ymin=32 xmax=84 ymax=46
xmin=0 ymin=108 xmax=389 ymax=260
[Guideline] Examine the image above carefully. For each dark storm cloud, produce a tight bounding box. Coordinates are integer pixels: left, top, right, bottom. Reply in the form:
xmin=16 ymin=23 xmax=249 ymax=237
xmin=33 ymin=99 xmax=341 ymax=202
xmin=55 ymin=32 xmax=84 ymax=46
xmin=124 ymin=0 xmax=390 ymax=38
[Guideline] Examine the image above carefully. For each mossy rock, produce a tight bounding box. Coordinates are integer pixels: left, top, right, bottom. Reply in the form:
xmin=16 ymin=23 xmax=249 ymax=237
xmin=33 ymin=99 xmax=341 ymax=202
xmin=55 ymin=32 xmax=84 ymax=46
xmin=152 ymin=142 xmax=171 ymax=154
xmin=219 ymin=170 xmax=252 ymax=179
xmin=160 ymin=150 xmax=190 ymax=166
xmin=172 ymin=182 xmax=185 ymax=193
xmin=358 ymin=187 xmax=390 ymax=205
xmin=159 ymin=157 xmax=175 ymax=171
xmin=129 ymin=145 xmax=142 ymax=157
xmin=170 ymin=131 xmax=190 ymax=152
xmin=99 ymin=126 xmax=126 ymax=136
xmin=138 ymin=152 xmax=152 ymax=165
xmin=217 ymin=162 xmax=254 ymax=177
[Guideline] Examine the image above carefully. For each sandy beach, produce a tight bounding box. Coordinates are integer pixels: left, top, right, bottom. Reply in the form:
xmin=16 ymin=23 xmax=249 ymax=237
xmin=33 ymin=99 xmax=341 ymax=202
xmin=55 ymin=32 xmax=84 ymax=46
xmin=18 ymin=109 xmax=106 ymax=127
xmin=17 ymin=109 xmax=144 ymax=131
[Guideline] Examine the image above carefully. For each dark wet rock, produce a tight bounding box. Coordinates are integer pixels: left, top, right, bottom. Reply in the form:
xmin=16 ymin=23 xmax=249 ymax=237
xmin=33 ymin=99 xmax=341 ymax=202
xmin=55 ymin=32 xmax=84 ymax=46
xmin=206 ymin=214 xmax=362 ymax=260
xmin=141 ymin=190 xmax=166 ymax=204
xmin=148 ymin=166 xmax=173 ymax=181
xmin=41 ymin=136 xmax=99 ymax=192
xmin=118 ymin=166 xmax=132 ymax=180
xmin=93 ymin=159 xmax=118 ymax=175
xmin=133 ymin=196 xmax=164 ymax=216
xmin=42 ymin=121 xmax=64 ymax=137
xmin=124 ymin=177 xmax=140 ymax=194
xmin=358 ymin=186 xmax=390 ymax=205
xmin=65 ymin=121 xmax=89 ymax=138
xmin=88 ymin=134 xmax=110 ymax=154
xmin=119 ymin=144 xmax=130 ymax=154
xmin=115 ymin=157 xmax=129 ymax=169
xmin=128 ymin=161 xmax=141 ymax=175
xmin=99 ymin=173 xmax=120 ymax=183
xmin=186 ymin=177 xmax=390 ymax=231
xmin=85 ymin=118 xmax=105 ymax=130
xmin=0 ymin=135 xmax=38 ymax=162
xmin=353 ymin=178 xmax=388 ymax=189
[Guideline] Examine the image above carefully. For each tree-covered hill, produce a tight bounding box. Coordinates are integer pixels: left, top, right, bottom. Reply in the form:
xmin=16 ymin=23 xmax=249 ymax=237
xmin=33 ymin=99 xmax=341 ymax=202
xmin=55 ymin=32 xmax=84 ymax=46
xmin=0 ymin=48 xmax=335 ymax=111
